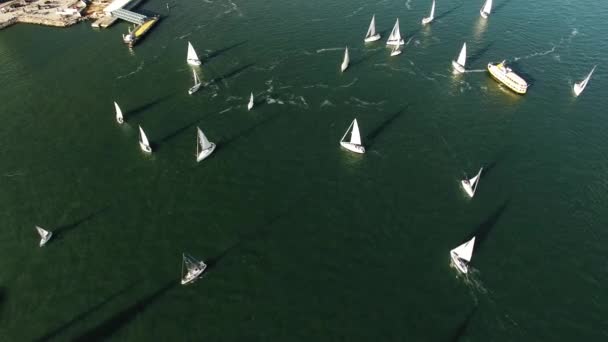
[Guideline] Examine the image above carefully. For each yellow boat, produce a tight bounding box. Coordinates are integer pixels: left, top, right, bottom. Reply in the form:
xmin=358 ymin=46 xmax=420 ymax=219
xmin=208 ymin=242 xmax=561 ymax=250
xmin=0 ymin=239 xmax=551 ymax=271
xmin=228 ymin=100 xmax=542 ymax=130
xmin=487 ymin=61 xmax=528 ymax=94
xmin=123 ymin=16 xmax=159 ymax=47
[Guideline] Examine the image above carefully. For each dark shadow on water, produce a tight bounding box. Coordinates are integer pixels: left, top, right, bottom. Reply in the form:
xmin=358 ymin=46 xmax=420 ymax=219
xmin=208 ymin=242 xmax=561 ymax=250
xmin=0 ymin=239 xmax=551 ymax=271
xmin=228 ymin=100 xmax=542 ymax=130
xmin=506 ymin=61 xmax=536 ymax=85
xmin=350 ymin=48 xmax=385 ymax=68
xmin=365 ymin=106 xmax=408 ymax=147
xmin=35 ymin=283 xmax=134 ymax=342
xmin=467 ymin=200 xmax=509 ymax=251
xmin=127 ymin=93 xmax=176 ymax=120
xmin=155 ymin=118 xmax=201 ymax=148
xmin=205 ymin=40 xmax=247 ymax=63
xmin=435 ymin=3 xmax=463 ymax=21
xmin=494 ymin=0 xmax=514 ymax=13
xmin=448 ymin=306 xmax=477 ymax=342
xmin=0 ymin=286 xmax=5 ymax=309
xmin=54 ymin=207 xmax=110 ymax=239
xmin=219 ymin=112 xmax=281 ymax=149
xmin=207 ymin=63 xmax=254 ymax=88
xmin=73 ymin=281 xmax=176 ymax=342
xmin=468 ymin=41 xmax=494 ymax=66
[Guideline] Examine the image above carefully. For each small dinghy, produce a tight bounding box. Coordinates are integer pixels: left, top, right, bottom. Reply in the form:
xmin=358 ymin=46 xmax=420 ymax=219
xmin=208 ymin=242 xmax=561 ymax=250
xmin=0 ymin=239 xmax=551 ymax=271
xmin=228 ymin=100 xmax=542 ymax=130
xmin=461 ymin=167 xmax=482 ymax=198
xmin=188 ymin=69 xmax=202 ymax=95
xmin=114 ymin=101 xmax=124 ymax=124
xmin=36 ymin=226 xmax=53 ymax=247
xmin=195 ymin=126 xmax=216 ymax=162
xmin=390 ymin=44 xmax=402 ymax=56
xmin=340 ymin=118 xmax=365 ymax=154
xmin=341 ymin=47 xmax=350 ymax=72
xmin=364 ymin=15 xmax=381 ymax=42
xmin=181 ymin=253 xmax=207 ymax=285
xmin=452 ymin=42 xmax=467 ymax=73
xmin=247 ymin=92 xmax=254 ymax=110
xmin=421 ymin=0 xmax=436 ymax=25
xmin=138 ymin=125 xmax=152 ymax=153
xmin=450 ymin=236 xmax=476 ymax=274
xmin=573 ymin=65 xmax=596 ymax=97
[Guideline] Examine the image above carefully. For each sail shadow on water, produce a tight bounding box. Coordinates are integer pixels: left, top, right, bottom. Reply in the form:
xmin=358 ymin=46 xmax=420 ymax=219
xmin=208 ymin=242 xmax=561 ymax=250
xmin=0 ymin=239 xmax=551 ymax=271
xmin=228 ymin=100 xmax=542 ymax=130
xmin=447 ymin=306 xmax=477 ymax=342
xmin=53 ymin=206 xmax=110 ymax=239
xmin=204 ymin=40 xmax=247 ymax=63
xmin=468 ymin=200 xmax=510 ymax=253
xmin=364 ymin=106 xmax=408 ymax=148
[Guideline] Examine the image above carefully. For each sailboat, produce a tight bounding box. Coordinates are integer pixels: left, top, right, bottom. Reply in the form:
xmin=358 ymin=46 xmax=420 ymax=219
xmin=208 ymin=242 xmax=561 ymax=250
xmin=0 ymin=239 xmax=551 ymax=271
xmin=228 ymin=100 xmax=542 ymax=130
xmin=364 ymin=15 xmax=381 ymax=42
xmin=138 ymin=125 xmax=152 ymax=153
xmin=461 ymin=167 xmax=483 ymax=198
xmin=341 ymin=47 xmax=349 ymax=72
xmin=452 ymin=42 xmax=467 ymax=73
xmin=340 ymin=119 xmax=365 ymax=154
xmin=390 ymin=44 xmax=402 ymax=57
xmin=573 ymin=65 xmax=596 ymax=97
xmin=187 ymin=41 xmax=201 ymax=66
xmin=36 ymin=226 xmax=53 ymax=247
xmin=247 ymin=92 xmax=254 ymax=110
xmin=450 ymin=236 xmax=476 ymax=274
xmin=386 ymin=18 xmax=405 ymax=46
xmin=480 ymin=0 xmax=492 ymax=18
xmin=188 ymin=69 xmax=201 ymax=95
xmin=196 ymin=127 xmax=216 ymax=162
xmin=421 ymin=0 xmax=436 ymax=25
xmin=114 ymin=101 xmax=124 ymax=124
xmin=181 ymin=253 xmax=207 ymax=285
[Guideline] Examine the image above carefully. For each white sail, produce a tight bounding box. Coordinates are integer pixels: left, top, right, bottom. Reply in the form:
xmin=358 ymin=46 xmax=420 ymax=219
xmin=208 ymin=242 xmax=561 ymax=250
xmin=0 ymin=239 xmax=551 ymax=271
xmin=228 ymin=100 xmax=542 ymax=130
xmin=480 ymin=0 xmax=492 ymax=17
xmin=574 ymin=65 xmax=596 ymax=96
xmin=452 ymin=237 xmax=476 ymax=262
xmin=248 ymin=92 xmax=254 ymax=110
xmin=387 ymin=19 xmax=404 ymax=46
xmin=341 ymin=47 xmax=350 ymax=72
xmin=350 ymin=119 xmax=362 ymax=145
xmin=181 ymin=253 xmax=207 ymax=285
xmin=187 ymin=41 xmax=201 ymax=66
xmin=139 ymin=125 xmax=152 ymax=153
xmin=422 ymin=0 xmax=435 ymax=24
xmin=114 ymin=101 xmax=124 ymax=124
xmin=457 ymin=43 xmax=467 ymax=67
xmin=36 ymin=226 xmax=52 ymax=247
xmin=197 ymin=127 xmax=211 ymax=151
xmin=366 ymin=15 xmax=376 ymax=38
xmin=469 ymin=167 xmax=483 ymax=188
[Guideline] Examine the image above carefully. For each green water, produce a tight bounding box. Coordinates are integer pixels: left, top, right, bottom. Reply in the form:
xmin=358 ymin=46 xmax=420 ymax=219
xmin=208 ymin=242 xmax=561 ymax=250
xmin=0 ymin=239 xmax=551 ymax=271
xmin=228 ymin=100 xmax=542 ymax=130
xmin=1 ymin=0 xmax=607 ymax=340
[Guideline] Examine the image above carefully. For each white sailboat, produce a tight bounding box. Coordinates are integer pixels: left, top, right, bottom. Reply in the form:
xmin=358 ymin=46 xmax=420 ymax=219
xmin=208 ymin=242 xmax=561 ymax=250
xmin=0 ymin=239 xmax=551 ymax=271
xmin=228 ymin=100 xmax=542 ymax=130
xmin=480 ymin=0 xmax=492 ymax=18
xmin=390 ymin=44 xmax=402 ymax=57
xmin=573 ymin=65 xmax=596 ymax=97
xmin=247 ymin=92 xmax=254 ymax=110
xmin=386 ymin=18 xmax=405 ymax=46
xmin=461 ymin=167 xmax=483 ymax=198
xmin=114 ymin=101 xmax=124 ymax=124
xmin=340 ymin=47 xmax=350 ymax=72
xmin=452 ymin=42 xmax=467 ymax=73
xmin=364 ymin=15 xmax=381 ymax=42
xmin=181 ymin=253 xmax=207 ymax=285
xmin=138 ymin=125 xmax=152 ymax=153
xmin=188 ymin=69 xmax=202 ymax=95
xmin=196 ymin=126 xmax=216 ymax=162
xmin=450 ymin=236 xmax=476 ymax=274
xmin=187 ymin=41 xmax=201 ymax=66
xmin=340 ymin=118 xmax=365 ymax=154
xmin=421 ymin=0 xmax=436 ymax=25
xmin=36 ymin=226 xmax=53 ymax=247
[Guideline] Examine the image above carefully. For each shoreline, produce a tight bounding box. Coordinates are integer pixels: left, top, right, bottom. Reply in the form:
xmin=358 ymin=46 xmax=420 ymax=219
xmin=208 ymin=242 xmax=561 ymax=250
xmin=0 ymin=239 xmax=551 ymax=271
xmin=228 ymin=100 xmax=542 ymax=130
xmin=0 ymin=0 xmax=101 ymax=30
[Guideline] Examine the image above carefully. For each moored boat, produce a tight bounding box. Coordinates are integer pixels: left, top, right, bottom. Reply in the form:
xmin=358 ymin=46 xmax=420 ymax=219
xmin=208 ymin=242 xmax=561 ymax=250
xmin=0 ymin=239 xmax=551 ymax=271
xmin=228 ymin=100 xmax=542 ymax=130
xmin=487 ymin=61 xmax=528 ymax=94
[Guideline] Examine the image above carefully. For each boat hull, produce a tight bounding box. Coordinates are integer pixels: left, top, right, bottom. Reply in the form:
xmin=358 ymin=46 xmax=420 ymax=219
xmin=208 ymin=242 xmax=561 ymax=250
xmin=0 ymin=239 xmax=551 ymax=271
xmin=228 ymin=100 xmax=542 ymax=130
xmin=187 ymin=59 xmax=201 ymax=66
xmin=573 ymin=83 xmax=584 ymax=96
xmin=340 ymin=142 xmax=365 ymax=154
xmin=117 ymin=117 xmax=124 ymax=124
xmin=364 ymin=34 xmax=381 ymax=42
xmin=181 ymin=264 xmax=207 ymax=285
xmin=480 ymin=10 xmax=489 ymax=18
xmin=188 ymin=83 xmax=201 ymax=95
xmin=487 ymin=62 xmax=528 ymax=94
xmin=452 ymin=60 xmax=465 ymax=73
xmin=340 ymin=62 xmax=348 ymax=72
xmin=197 ymin=143 xmax=216 ymax=162
xmin=390 ymin=50 xmax=402 ymax=57
xmin=39 ymin=232 xmax=53 ymax=247
xmin=139 ymin=142 xmax=152 ymax=153
xmin=450 ymin=251 xmax=469 ymax=274
xmin=461 ymin=180 xmax=475 ymax=198
xmin=421 ymin=17 xmax=433 ymax=25
xmin=386 ymin=39 xmax=405 ymax=46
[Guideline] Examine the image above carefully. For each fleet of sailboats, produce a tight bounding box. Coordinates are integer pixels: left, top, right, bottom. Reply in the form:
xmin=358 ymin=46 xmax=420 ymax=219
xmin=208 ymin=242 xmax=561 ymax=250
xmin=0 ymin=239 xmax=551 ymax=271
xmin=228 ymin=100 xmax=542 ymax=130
xmin=452 ymin=42 xmax=467 ymax=73
xmin=450 ymin=236 xmax=476 ymax=274
xmin=196 ymin=127 xmax=216 ymax=162
xmin=36 ymin=226 xmax=53 ymax=247
xmin=340 ymin=119 xmax=365 ymax=154
xmin=480 ymin=0 xmax=492 ymax=18
xmin=187 ymin=41 xmax=201 ymax=66
xmin=386 ymin=18 xmax=404 ymax=46
xmin=341 ymin=47 xmax=350 ymax=72
xmin=364 ymin=15 xmax=381 ymax=42
xmin=247 ymin=92 xmax=254 ymax=110
xmin=188 ymin=69 xmax=202 ymax=95
xmin=181 ymin=253 xmax=207 ymax=285
xmin=421 ymin=0 xmax=436 ymax=25
xmin=573 ymin=65 xmax=596 ymax=97
xmin=114 ymin=101 xmax=124 ymax=124
xmin=138 ymin=125 xmax=152 ymax=153
xmin=461 ymin=167 xmax=483 ymax=198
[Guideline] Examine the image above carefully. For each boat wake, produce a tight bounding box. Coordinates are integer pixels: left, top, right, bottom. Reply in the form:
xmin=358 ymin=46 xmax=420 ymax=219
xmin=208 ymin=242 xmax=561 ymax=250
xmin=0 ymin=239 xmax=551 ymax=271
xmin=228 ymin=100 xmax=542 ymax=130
xmin=316 ymin=47 xmax=344 ymax=53
xmin=346 ymin=96 xmax=386 ymax=108
xmin=302 ymin=82 xmax=329 ymax=89
xmin=465 ymin=69 xmax=486 ymax=73
xmin=320 ymin=99 xmax=335 ymax=107
xmin=512 ymin=46 xmax=556 ymax=62
xmin=219 ymin=106 xmax=233 ymax=114
xmin=405 ymin=0 xmax=412 ymax=10
xmin=116 ymin=61 xmax=144 ymax=80
xmin=345 ymin=6 xmax=365 ymax=18
xmin=339 ymin=77 xmax=358 ymax=88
